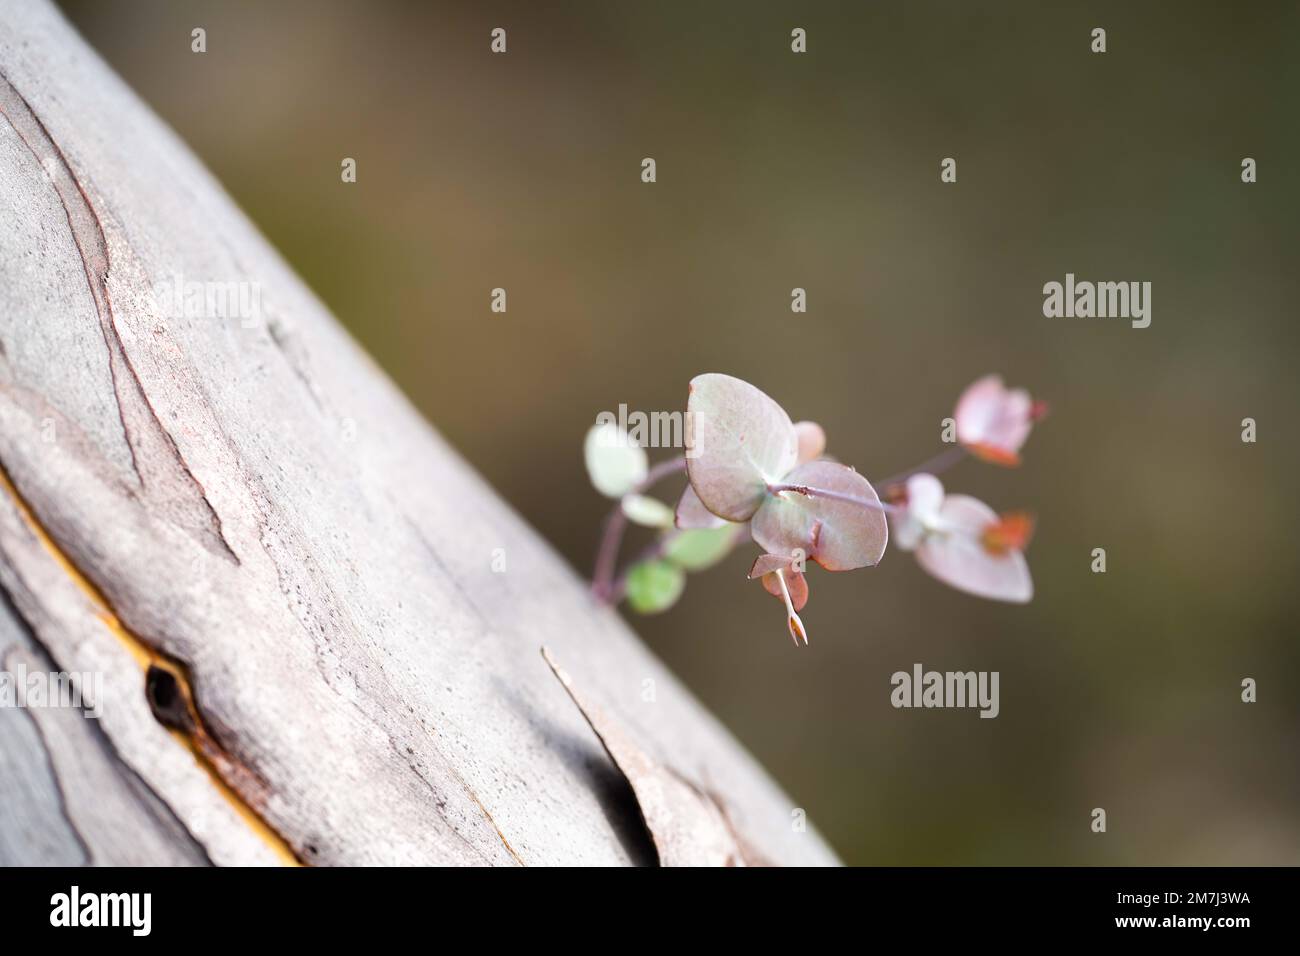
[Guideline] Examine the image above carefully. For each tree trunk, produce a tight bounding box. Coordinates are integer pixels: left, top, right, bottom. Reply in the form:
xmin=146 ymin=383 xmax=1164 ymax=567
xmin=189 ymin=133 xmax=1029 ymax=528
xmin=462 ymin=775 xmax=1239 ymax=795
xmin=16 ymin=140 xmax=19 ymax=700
xmin=0 ymin=0 xmax=836 ymax=866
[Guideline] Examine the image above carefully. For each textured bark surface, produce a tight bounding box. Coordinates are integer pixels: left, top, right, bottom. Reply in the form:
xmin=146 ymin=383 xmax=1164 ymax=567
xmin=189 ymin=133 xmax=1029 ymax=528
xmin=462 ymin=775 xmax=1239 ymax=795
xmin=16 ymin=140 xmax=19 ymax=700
xmin=0 ymin=0 xmax=836 ymax=866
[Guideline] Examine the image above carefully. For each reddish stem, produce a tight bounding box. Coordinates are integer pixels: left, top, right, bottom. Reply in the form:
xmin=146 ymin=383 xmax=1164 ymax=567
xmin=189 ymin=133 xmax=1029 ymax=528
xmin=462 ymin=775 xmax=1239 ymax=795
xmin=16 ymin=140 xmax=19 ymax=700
xmin=872 ymin=445 xmax=968 ymax=489
xmin=766 ymin=482 xmax=901 ymax=514
xmin=591 ymin=456 xmax=687 ymax=603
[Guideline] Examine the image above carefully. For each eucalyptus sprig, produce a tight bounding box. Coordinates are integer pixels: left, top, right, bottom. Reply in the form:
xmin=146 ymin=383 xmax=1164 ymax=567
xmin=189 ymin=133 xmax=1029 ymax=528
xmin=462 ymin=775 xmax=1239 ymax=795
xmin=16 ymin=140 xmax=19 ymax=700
xmin=586 ymin=373 xmax=1046 ymax=646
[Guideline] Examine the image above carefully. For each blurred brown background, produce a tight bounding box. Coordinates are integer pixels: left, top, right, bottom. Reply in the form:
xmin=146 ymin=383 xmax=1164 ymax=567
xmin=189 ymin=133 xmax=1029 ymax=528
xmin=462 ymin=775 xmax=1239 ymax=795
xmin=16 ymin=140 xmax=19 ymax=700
xmin=58 ymin=0 xmax=1300 ymax=864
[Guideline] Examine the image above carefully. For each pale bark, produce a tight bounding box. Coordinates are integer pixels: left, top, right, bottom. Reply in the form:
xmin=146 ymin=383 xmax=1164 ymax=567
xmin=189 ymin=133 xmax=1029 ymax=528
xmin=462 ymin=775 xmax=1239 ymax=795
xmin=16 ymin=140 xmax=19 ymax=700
xmin=0 ymin=0 xmax=836 ymax=866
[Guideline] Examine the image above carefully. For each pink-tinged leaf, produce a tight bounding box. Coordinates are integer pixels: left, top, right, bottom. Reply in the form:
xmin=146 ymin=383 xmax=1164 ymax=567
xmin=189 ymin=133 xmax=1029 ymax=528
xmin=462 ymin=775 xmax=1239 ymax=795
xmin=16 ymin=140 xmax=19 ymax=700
xmin=685 ymin=374 xmax=798 ymax=522
xmin=793 ymin=420 xmax=827 ymax=464
xmin=892 ymin=472 xmax=944 ymax=552
xmin=747 ymin=552 xmax=792 ymax=579
xmin=954 ymin=375 xmax=1035 ymax=466
xmin=750 ymin=460 xmax=888 ymax=571
xmin=760 ymin=568 xmax=808 ymax=611
xmin=914 ymin=495 xmax=1033 ymax=603
xmin=675 ymin=484 xmax=727 ymax=529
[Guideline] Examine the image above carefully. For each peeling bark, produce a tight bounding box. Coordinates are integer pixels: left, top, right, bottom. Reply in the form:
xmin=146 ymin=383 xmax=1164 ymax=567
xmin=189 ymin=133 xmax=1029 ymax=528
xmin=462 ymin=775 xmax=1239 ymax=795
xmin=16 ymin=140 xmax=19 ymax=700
xmin=0 ymin=0 xmax=837 ymax=866
xmin=543 ymin=647 xmax=769 ymax=867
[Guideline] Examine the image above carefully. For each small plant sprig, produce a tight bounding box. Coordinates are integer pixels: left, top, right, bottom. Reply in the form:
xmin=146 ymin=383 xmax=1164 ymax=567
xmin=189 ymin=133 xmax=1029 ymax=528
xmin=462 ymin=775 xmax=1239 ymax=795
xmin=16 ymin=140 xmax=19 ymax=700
xmin=585 ymin=373 xmax=1047 ymax=646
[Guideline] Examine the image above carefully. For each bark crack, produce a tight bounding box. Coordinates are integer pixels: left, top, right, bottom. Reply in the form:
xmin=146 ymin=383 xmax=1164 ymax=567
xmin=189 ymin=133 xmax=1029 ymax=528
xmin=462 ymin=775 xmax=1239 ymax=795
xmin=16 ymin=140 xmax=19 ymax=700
xmin=0 ymin=462 xmax=302 ymax=866
xmin=0 ymin=68 xmax=239 ymax=565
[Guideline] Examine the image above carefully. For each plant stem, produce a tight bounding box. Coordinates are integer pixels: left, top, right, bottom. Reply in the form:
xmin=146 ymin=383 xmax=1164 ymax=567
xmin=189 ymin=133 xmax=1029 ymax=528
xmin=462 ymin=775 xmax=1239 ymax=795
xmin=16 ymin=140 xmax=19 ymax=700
xmin=591 ymin=509 xmax=628 ymax=603
xmin=642 ymin=455 xmax=690 ymax=489
xmin=774 ymin=567 xmax=808 ymax=646
xmin=766 ymin=482 xmax=901 ymax=514
xmin=609 ymin=522 xmax=748 ymax=603
xmin=591 ymin=456 xmax=687 ymax=602
xmin=872 ymin=445 xmax=968 ymax=489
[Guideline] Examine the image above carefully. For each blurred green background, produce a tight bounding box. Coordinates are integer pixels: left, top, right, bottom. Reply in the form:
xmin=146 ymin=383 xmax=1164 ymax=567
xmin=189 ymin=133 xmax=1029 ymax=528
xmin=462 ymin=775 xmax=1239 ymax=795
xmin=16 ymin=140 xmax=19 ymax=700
xmin=58 ymin=0 xmax=1300 ymax=864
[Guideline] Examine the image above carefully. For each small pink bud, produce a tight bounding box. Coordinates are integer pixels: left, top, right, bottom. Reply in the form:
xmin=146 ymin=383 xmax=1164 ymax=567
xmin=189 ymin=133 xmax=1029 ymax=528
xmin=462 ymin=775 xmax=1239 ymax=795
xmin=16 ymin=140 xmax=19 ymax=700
xmin=954 ymin=374 xmax=1038 ymax=467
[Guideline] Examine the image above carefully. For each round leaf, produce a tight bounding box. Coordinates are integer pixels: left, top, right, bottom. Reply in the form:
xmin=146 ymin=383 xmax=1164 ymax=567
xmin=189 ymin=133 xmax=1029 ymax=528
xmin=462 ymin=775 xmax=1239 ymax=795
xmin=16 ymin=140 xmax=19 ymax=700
xmin=685 ymin=374 xmax=798 ymax=522
xmin=747 ymin=552 xmax=793 ymax=579
xmin=624 ymin=560 xmax=686 ymax=614
xmin=675 ymin=485 xmax=727 ymax=529
xmin=584 ymin=422 xmax=647 ymax=498
xmin=751 ymin=460 xmax=888 ymax=571
xmin=621 ymin=494 xmax=675 ymax=529
xmin=664 ymin=526 xmax=736 ymax=571
xmin=914 ymin=495 xmax=1033 ymax=603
